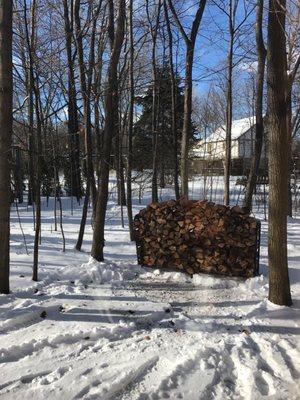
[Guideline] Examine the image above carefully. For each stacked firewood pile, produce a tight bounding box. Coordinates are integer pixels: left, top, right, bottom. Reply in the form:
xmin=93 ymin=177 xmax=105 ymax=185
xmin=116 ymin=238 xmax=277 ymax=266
xmin=134 ymin=199 xmax=260 ymax=278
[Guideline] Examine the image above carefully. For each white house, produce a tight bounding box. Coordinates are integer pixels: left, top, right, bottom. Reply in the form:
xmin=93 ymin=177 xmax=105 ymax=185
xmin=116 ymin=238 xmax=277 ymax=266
xmin=190 ymin=116 xmax=267 ymax=175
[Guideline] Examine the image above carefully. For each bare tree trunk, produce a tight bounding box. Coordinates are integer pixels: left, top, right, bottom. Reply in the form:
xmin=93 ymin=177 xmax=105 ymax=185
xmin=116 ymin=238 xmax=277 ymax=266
xmin=115 ymin=112 xmax=126 ymax=206
xmin=224 ymin=41 xmax=233 ymax=205
xmin=31 ymin=10 xmax=40 ymax=282
xmin=126 ymin=0 xmax=134 ymax=241
xmin=73 ymin=1 xmax=103 ymax=251
xmin=24 ymin=41 xmax=35 ymax=207
xmin=27 ymin=134 xmax=35 ymax=205
xmin=0 ymin=0 xmax=13 ymax=294
xmin=224 ymin=0 xmax=238 ymax=206
xmin=58 ymin=196 xmax=66 ymax=252
xmin=76 ymin=180 xmax=89 ymax=251
xmin=91 ymin=0 xmax=126 ymax=261
xmin=267 ymin=0 xmax=292 ymax=306
xmin=62 ymin=0 xmax=82 ymax=200
xmin=93 ymin=32 xmax=106 ymax=184
xmin=74 ymin=0 xmax=100 ymax=210
xmin=286 ymin=90 xmax=293 ymax=217
xmin=181 ymin=44 xmax=193 ymax=198
xmin=94 ymin=99 xmax=102 ymax=183
xmin=23 ymin=0 xmax=41 ymax=282
xmin=164 ymin=0 xmax=180 ymax=200
xmin=146 ymin=0 xmax=162 ymax=203
xmin=32 ymin=83 xmax=42 ymax=282
xmin=14 ymin=146 xmax=24 ymax=204
xmin=168 ymin=0 xmax=206 ymax=198
xmin=244 ymin=0 xmax=266 ymax=211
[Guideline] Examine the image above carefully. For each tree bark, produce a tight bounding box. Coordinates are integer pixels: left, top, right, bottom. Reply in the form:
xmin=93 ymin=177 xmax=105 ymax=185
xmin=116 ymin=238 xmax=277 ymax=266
xmin=224 ymin=0 xmax=238 ymax=206
xmin=244 ymin=0 xmax=266 ymax=211
xmin=181 ymin=44 xmax=194 ymax=198
xmin=74 ymin=0 xmax=99 ymax=210
xmin=91 ymin=0 xmax=126 ymax=261
xmin=23 ymin=0 xmax=41 ymax=282
xmin=76 ymin=184 xmax=89 ymax=251
xmin=14 ymin=146 xmax=24 ymax=204
xmin=168 ymin=0 xmax=206 ymax=198
xmin=146 ymin=0 xmax=162 ymax=203
xmin=32 ymin=89 xmax=42 ymax=282
xmin=22 ymin=0 xmax=35 ymax=207
xmin=62 ymin=0 xmax=82 ymax=200
xmin=267 ymin=0 xmax=292 ymax=306
xmin=126 ymin=0 xmax=134 ymax=241
xmin=164 ymin=0 xmax=180 ymax=200
xmin=0 ymin=0 xmax=13 ymax=294
xmin=115 ymin=111 xmax=126 ymax=206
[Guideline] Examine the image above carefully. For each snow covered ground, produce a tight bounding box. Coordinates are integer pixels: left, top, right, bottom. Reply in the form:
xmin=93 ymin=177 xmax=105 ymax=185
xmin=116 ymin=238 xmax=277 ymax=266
xmin=1 ymin=177 xmax=300 ymax=399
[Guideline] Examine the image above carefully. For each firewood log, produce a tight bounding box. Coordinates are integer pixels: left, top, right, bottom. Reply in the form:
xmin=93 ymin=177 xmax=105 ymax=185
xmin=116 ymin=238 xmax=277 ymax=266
xmin=134 ymin=199 xmax=260 ymax=278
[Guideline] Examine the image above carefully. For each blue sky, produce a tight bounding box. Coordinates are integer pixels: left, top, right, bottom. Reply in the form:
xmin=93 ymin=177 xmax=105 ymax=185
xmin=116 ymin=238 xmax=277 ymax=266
xmin=146 ymin=0 xmax=258 ymax=121
xmin=192 ymin=1 xmax=257 ymax=94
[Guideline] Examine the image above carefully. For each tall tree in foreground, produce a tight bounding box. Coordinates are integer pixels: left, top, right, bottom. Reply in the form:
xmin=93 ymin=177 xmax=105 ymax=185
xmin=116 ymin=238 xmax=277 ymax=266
xmin=91 ymin=0 xmax=126 ymax=261
xmin=168 ymin=0 xmax=206 ymax=198
xmin=267 ymin=0 xmax=292 ymax=306
xmin=244 ymin=0 xmax=266 ymax=211
xmin=126 ymin=0 xmax=134 ymax=241
xmin=0 ymin=0 xmax=13 ymax=294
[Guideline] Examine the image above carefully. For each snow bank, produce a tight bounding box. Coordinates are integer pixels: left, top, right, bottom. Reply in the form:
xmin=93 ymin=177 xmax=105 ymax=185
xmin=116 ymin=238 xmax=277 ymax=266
xmin=140 ymin=267 xmax=267 ymax=293
xmin=82 ymin=258 xmax=125 ymax=284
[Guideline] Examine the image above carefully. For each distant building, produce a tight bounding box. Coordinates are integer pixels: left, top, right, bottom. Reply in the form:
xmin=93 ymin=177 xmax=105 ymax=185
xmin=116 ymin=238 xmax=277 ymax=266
xmin=190 ymin=117 xmax=267 ymax=175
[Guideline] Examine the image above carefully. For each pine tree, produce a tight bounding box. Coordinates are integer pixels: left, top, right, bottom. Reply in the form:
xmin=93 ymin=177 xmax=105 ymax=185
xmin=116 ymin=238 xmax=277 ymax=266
xmin=133 ymin=65 xmax=195 ymax=184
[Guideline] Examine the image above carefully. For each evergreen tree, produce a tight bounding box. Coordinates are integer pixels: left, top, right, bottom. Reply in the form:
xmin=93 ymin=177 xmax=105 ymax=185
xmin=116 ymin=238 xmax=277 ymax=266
xmin=133 ymin=65 xmax=196 ymax=184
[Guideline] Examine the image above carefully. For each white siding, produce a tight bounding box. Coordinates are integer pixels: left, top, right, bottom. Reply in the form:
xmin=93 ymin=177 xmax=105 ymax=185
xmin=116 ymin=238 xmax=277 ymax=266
xmin=191 ymin=117 xmax=267 ymax=162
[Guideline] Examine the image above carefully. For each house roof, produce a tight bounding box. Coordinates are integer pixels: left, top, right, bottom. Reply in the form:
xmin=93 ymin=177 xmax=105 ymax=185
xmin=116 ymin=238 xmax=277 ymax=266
xmin=205 ymin=116 xmax=256 ymax=142
xmin=190 ymin=116 xmax=256 ymax=158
